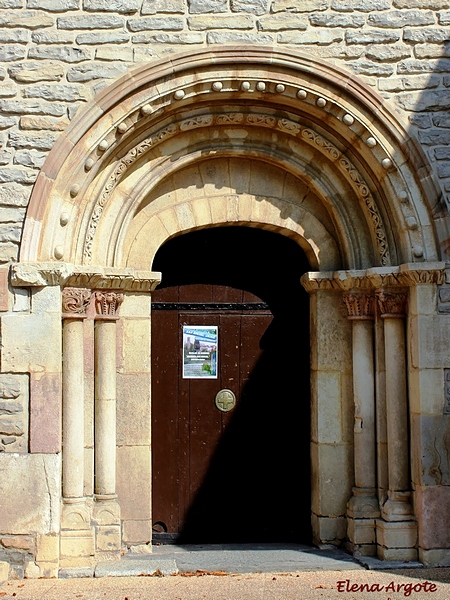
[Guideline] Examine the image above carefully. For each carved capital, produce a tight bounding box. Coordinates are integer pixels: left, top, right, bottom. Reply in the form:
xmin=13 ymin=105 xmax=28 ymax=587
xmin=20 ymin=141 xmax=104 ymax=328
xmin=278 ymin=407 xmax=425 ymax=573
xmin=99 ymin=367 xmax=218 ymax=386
xmin=376 ymin=289 xmax=408 ymax=319
xmin=62 ymin=287 xmax=91 ymax=318
xmin=94 ymin=291 xmax=124 ymax=319
xmin=343 ymin=292 xmax=375 ymax=320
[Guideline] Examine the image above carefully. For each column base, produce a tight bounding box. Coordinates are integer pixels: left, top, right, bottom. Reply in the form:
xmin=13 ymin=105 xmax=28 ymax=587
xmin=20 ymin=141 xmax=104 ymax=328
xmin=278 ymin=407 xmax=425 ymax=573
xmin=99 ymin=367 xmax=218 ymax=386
xmin=93 ymin=496 xmax=122 ymax=555
xmin=347 ymin=487 xmax=380 ymax=518
xmin=381 ymin=490 xmax=414 ymax=522
xmin=60 ymin=498 xmax=95 ymax=569
xmin=376 ymin=519 xmax=418 ymax=561
xmin=347 ymin=517 xmax=376 ymax=556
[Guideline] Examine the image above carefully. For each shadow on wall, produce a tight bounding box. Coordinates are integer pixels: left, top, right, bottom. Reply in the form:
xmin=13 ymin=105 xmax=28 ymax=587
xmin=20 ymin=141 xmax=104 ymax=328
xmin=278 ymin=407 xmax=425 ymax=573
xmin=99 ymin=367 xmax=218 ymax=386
xmin=152 ymin=226 xmax=312 ymax=544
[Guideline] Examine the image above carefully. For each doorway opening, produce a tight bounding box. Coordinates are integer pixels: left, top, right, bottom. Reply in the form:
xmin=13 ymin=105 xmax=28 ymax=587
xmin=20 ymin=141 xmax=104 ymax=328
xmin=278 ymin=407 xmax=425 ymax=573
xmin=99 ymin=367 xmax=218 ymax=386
xmin=151 ymin=226 xmax=312 ymax=544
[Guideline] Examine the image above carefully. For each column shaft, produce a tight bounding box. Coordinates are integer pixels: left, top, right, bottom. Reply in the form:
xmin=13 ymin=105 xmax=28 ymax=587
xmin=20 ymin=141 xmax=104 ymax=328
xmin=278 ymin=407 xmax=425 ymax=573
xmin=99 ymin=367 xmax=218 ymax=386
xmin=62 ymin=318 xmax=85 ymax=499
xmin=384 ymin=316 xmax=409 ymax=492
xmin=94 ymin=320 xmax=117 ymax=497
xmin=352 ymin=319 xmax=376 ymax=490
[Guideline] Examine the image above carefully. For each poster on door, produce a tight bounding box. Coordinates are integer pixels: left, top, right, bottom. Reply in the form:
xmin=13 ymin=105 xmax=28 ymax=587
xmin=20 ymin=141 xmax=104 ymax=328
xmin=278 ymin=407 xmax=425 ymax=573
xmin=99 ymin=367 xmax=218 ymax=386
xmin=182 ymin=326 xmax=218 ymax=379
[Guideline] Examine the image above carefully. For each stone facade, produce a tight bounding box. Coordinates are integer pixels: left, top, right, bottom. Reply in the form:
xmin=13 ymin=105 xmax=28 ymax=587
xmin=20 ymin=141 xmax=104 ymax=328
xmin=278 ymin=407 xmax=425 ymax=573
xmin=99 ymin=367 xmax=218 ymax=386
xmin=0 ymin=0 xmax=450 ymax=578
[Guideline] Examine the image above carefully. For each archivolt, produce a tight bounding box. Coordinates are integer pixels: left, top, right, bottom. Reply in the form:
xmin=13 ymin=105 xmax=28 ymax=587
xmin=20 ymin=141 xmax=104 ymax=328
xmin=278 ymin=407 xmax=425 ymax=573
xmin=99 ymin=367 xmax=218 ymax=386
xmin=20 ymin=46 xmax=442 ymax=269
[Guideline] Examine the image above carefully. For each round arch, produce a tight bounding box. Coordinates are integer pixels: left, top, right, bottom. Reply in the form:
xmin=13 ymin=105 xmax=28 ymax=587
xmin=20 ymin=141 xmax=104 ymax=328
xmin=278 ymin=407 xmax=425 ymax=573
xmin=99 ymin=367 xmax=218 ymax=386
xmin=20 ymin=47 xmax=444 ymax=271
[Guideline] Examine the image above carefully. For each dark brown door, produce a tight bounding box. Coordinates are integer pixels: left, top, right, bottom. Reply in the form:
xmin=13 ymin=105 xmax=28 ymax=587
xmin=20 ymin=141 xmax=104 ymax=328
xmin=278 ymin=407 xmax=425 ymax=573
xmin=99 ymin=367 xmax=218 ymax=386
xmin=151 ymin=285 xmax=272 ymax=539
xmin=151 ymin=227 xmax=311 ymax=544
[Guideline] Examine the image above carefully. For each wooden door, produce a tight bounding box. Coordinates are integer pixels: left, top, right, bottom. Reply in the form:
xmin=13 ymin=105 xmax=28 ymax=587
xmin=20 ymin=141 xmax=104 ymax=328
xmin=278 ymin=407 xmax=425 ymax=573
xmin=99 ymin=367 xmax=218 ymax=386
xmin=151 ymin=283 xmax=311 ymax=544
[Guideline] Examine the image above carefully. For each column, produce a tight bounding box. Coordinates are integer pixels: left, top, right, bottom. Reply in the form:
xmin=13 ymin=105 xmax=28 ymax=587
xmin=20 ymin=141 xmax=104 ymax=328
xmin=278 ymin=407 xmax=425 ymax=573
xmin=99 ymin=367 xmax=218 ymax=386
xmin=93 ymin=291 xmax=123 ymax=554
xmin=60 ymin=287 xmax=95 ymax=568
xmin=376 ymin=289 xmax=417 ymax=561
xmin=62 ymin=288 xmax=91 ymax=498
xmin=343 ymin=291 xmax=379 ymax=556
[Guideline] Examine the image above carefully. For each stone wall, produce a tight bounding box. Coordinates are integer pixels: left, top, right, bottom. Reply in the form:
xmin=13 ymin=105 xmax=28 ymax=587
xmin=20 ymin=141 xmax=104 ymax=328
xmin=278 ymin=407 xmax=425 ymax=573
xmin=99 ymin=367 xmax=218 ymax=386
xmin=0 ymin=0 xmax=450 ymax=268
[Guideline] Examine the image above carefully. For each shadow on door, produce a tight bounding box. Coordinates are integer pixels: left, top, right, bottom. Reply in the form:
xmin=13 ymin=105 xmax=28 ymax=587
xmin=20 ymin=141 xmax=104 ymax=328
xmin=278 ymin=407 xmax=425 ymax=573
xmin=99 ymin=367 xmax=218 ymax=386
xmin=152 ymin=226 xmax=312 ymax=544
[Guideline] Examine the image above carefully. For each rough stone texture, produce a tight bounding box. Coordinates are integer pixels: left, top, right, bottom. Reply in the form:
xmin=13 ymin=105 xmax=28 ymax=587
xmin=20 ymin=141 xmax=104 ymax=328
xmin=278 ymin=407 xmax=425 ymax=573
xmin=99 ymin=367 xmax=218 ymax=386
xmin=142 ymin=0 xmax=185 ymax=14
xmin=83 ymin=0 xmax=140 ymax=12
xmin=0 ymin=375 xmax=29 ymax=453
xmin=27 ymin=0 xmax=79 ymax=10
xmin=57 ymin=15 xmax=123 ymax=29
xmin=127 ymin=17 xmax=184 ymax=31
xmin=8 ymin=61 xmax=64 ymax=83
xmin=231 ymin=0 xmax=268 ymax=15
xmin=188 ymin=0 xmax=228 ymax=13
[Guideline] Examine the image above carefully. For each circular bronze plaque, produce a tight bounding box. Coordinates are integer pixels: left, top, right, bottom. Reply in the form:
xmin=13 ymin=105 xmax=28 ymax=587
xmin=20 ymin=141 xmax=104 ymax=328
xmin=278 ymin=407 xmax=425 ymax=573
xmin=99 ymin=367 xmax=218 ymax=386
xmin=215 ymin=389 xmax=236 ymax=413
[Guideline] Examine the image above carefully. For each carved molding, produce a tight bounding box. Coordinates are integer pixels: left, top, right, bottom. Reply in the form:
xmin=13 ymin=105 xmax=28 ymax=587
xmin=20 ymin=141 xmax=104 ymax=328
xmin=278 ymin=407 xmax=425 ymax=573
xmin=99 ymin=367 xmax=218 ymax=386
xmin=62 ymin=287 xmax=91 ymax=318
xmin=376 ymin=289 xmax=408 ymax=318
xmin=300 ymin=272 xmax=340 ymax=293
xmin=343 ymin=292 xmax=375 ymax=320
xmin=94 ymin=291 xmax=124 ymax=319
xmin=11 ymin=263 xmax=161 ymax=292
xmin=82 ymin=109 xmax=391 ymax=268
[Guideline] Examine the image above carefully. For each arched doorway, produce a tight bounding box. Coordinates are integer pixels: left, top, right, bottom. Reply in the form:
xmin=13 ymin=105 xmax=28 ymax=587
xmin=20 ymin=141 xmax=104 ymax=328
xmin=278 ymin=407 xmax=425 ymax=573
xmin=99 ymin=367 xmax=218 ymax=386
xmin=151 ymin=226 xmax=311 ymax=543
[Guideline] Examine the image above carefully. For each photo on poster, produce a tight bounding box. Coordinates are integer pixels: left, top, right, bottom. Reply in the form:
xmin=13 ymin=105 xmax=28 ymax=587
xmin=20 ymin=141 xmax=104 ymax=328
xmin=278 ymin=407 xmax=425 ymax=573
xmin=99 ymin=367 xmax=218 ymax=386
xmin=182 ymin=325 xmax=218 ymax=379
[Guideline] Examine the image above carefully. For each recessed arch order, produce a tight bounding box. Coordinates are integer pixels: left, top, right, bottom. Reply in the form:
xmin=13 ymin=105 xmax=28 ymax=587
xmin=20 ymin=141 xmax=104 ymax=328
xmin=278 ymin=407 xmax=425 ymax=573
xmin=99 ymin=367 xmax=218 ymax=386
xmin=20 ymin=46 xmax=445 ymax=271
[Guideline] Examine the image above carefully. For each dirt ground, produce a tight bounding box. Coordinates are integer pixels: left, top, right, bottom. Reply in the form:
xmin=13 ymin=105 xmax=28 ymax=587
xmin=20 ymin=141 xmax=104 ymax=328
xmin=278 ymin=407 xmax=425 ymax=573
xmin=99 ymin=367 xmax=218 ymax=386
xmin=1 ymin=568 xmax=450 ymax=600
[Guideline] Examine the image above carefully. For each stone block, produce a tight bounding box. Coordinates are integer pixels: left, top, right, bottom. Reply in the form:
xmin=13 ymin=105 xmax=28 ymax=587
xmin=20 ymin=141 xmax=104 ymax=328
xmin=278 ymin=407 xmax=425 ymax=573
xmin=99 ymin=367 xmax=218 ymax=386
xmin=0 ymin=10 xmax=54 ymax=29
xmin=83 ymin=0 xmax=140 ymax=11
xmin=9 ymin=131 xmax=58 ymax=151
xmin=28 ymin=46 xmax=91 ymax=63
xmin=1 ymin=99 xmax=66 ymax=116
xmin=14 ymin=150 xmax=47 ymax=169
xmin=8 ymin=61 xmax=65 ymax=84
xmin=0 ymin=561 xmax=9 ymax=583
xmin=95 ymin=46 xmax=133 ymax=62
xmin=408 ymin=369 xmax=444 ymax=415
xmin=332 ymin=0 xmax=391 ymax=9
xmin=120 ymin=293 xmax=151 ymax=318
xmin=0 ymin=241 xmax=19 ymax=260
xmin=36 ymin=535 xmax=59 ymax=562
xmin=410 ymin=314 xmax=450 ymax=369
xmin=415 ymin=486 xmax=450 ymax=549
xmin=116 ymin=373 xmax=151 ymax=445
xmin=28 ymin=0 xmax=78 ymax=10
xmin=419 ymin=548 xmax=450 ymax=566
xmin=311 ymin=514 xmax=347 ymax=545
xmin=231 ymin=0 xmax=267 ymax=15
xmin=122 ymin=520 xmax=152 ymax=545
xmin=20 ymin=116 xmax=69 ymax=131
xmin=121 ymin=318 xmax=151 ymax=373
xmin=377 ymin=546 xmax=418 ymax=561
xmin=77 ymin=31 xmax=130 ymax=45
xmin=95 ymin=526 xmax=121 ymax=552
xmin=61 ymin=501 xmax=91 ymax=531
xmin=36 ymin=562 xmax=59 ymax=578
xmin=29 ymin=373 xmax=62 ymax=453
xmin=127 ymin=17 xmax=184 ymax=31
xmin=23 ymin=84 xmax=89 ymax=102
xmin=348 ymin=518 xmax=376 ymax=545
xmin=312 ymin=371 xmax=343 ymax=444
xmin=376 ymin=519 xmax=418 ymax=548
xmin=57 ymin=15 xmax=124 ymax=29
xmin=117 ymin=446 xmax=151 ymax=521
xmin=60 ymin=530 xmax=94 ymax=558
xmin=346 ymin=30 xmax=400 ymax=44
xmin=188 ymin=0 xmax=227 ymax=13
xmin=257 ymin=13 xmax=308 ymax=31
xmin=311 ymin=291 xmax=352 ymax=371
xmin=1 ymin=311 xmax=62 ymax=372
xmin=206 ymin=31 xmax=273 ymax=43
xmin=309 ymin=14 xmax=365 ymax=27
xmin=67 ymin=63 xmax=128 ymax=82
xmin=0 ymin=454 xmax=61 ymax=535
xmin=272 ymin=0 xmax=327 ymax=10
xmin=142 ymin=0 xmax=184 ymax=14
xmin=368 ymin=10 xmax=435 ymax=28
xmin=0 ymin=374 xmax=29 ymax=453
xmin=32 ymin=31 xmax=74 ymax=44
xmin=311 ymin=442 xmax=353 ymax=516
xmin=188 ymin=15 xmax=254 ymax=29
